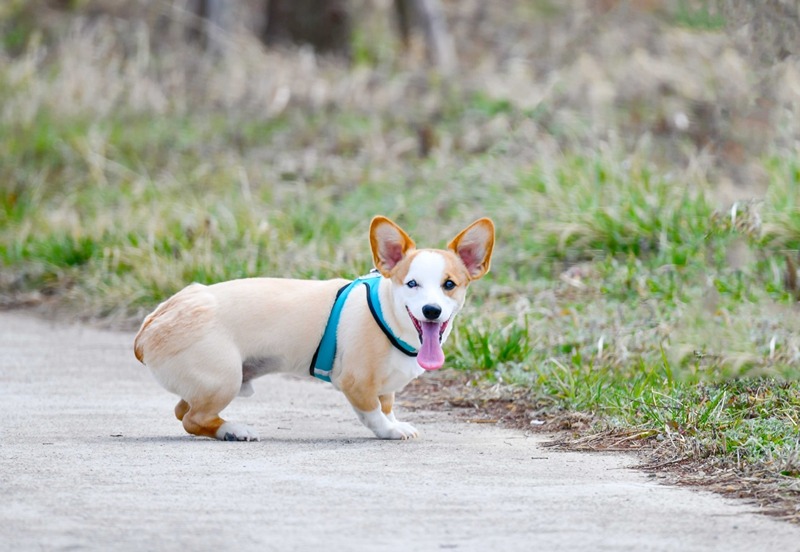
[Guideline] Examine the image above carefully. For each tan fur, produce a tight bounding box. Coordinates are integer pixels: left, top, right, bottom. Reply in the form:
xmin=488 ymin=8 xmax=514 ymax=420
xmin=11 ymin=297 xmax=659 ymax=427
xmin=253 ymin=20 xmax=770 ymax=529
xmin=370 ymin=216 xmax=416 ymax=277
xmin=339 ymin=372 xmax=380 ymax=412
xmin=441 ymin=251 xmax=471 ymax=286
xmin=133 ymin=216 xmax=494 ymax=441
xmin=379 ymin=393 xmax=394 ymax=415
xmin=336 ymin=294 xmax=394 ymax=412
xmin=387 ymin=249 xmax=420 ymax=284
xmin=181 ymin=402 xmax=226 ymax=439
xmin=174 ymin=399 xmax=189 ymax=421
xmin=134 ymin=284 xmax=217 ymax=365
xmin=133 ymin=316 xmax=153 ymax=363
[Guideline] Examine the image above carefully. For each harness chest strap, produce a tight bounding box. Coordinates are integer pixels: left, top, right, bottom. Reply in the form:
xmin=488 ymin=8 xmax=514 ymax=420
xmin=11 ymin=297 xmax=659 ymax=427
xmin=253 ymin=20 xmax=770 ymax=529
xmin=310 ymin=273 xmax=417 ymax=382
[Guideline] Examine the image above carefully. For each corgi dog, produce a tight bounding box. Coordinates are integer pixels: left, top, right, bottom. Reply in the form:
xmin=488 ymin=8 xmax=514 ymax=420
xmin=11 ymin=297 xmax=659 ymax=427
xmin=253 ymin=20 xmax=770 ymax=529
xmin=133 ymin=216 xmax=494 ymax=441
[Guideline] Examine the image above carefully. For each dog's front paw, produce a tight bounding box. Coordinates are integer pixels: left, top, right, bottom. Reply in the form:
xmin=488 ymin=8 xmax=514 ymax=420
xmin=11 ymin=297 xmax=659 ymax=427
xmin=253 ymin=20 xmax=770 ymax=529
xmin=353 ymin=406 xmax=420 ymax=440
xmin=215 ymin=422 xmax=259 ymax=442
xmin=380 ymin=421 xmax=419 ymax=440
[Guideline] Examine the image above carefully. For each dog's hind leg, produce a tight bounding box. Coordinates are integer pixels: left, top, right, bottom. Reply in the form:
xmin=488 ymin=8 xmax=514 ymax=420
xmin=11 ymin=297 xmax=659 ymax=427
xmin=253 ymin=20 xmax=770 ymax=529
xmin=182 ymin=394 xmax=259 ymax=441
xmin=170 ymin=342 xmax=259 ymax=441
xmin=174 ymin=399 xmax=189 ymax=421
xmin=180 ymin=375 xmax=259 ymax=441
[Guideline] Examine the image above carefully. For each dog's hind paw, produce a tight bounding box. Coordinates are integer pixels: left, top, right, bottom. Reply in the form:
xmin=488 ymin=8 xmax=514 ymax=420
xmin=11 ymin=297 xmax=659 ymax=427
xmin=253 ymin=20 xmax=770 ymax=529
xmin=216 ymin=422 xmax=259 ymax=442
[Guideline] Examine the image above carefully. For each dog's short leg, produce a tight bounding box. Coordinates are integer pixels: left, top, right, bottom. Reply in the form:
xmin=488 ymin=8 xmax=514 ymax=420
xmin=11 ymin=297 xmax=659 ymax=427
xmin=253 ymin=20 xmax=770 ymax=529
xmin=175 ymin=398 xmax=257 ymax=443
xmin=343 ymin=385 xmax=418 ymax=439
xmin=161 ymin=342 xmax=258 ymax=441
xmin=182 ymin=401 xmax=259 ymax=442
xmin=379 ymin=393 xmax=397 ymax=422
xmin=180 ymin=387 xmax=259 ymax=442
xmin=353 ymin=406 xmax=419 ymax=440
xmin=380 ymin=391 xmax=419 ymax=437
xmin=379 ymin=392 xmax=419 ymax=435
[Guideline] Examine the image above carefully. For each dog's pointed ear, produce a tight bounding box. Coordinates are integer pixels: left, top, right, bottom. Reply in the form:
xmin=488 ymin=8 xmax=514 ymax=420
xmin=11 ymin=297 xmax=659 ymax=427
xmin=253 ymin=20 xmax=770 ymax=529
xmin=370 ymin=216 xmax=416 ymax=276
xmin=448 ymin=218 xmax=495 ymax=280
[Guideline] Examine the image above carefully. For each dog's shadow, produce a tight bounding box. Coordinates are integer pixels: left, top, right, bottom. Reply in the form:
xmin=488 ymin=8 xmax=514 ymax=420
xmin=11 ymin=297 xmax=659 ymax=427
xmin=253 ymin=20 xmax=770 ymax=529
xmin=106 ymin=434 xmax=378 ymax=446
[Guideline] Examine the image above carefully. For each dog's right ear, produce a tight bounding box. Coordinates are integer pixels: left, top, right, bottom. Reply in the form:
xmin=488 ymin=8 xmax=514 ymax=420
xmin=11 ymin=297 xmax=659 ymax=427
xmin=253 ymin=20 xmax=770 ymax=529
xmin=370 ymin=216 xmax=416 ymax=277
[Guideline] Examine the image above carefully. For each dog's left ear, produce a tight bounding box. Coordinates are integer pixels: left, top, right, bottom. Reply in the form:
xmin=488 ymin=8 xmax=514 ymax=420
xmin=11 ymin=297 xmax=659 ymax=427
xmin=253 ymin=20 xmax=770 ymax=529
xmin=448 ymin=218 xmax=495 ymax=280
xmin=370 ymin=216 xmax=416 ymax=276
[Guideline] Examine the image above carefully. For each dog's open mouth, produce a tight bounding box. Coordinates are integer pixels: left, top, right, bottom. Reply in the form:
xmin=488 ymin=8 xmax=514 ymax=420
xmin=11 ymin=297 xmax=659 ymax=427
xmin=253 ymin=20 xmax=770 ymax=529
xmin=407 ymin=307 xmax=448 ymax=371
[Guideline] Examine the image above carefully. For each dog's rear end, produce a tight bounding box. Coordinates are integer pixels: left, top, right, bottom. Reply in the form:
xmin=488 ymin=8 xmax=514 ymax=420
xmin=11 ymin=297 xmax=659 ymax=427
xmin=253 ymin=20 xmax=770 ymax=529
xmin=134 ymin=283 xmax=253 ymax=440
xmin=135 ymin=277 xmax=349 ymax=441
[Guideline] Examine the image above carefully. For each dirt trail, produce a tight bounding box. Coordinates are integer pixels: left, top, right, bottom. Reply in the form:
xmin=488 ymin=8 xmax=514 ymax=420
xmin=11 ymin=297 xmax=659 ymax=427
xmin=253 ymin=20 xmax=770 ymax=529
xmin=2 ymin=311 xmax=799 ymax=551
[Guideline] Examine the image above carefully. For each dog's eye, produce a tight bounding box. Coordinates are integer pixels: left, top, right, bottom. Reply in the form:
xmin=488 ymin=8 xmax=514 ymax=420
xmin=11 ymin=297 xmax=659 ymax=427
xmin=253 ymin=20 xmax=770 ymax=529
xmin=443 ymin=279 xmax=456 ymax=291
xmin=406 ymin=279 xmax=418 ymax=289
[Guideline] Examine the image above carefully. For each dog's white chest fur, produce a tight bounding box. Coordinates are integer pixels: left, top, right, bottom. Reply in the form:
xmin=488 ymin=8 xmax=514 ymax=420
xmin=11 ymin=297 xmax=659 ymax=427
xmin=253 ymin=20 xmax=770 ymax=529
xmin=330 ymin=350 xmax=425 ymax=395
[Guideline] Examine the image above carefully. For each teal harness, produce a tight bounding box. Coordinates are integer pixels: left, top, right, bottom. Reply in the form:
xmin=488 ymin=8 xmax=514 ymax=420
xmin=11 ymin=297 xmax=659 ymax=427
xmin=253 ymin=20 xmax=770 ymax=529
xmin=310 ymin=272 xmax=418 ymax=382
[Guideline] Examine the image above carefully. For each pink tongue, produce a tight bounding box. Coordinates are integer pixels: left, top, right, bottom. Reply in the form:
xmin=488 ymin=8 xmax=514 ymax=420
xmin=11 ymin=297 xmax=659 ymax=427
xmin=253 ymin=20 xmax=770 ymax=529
xmin=417 ymin=322 xmax=445 ymax=370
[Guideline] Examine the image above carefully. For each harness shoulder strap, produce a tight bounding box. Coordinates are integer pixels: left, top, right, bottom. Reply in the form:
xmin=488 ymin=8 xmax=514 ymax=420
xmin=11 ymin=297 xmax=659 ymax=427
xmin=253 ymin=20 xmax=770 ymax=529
xmin=362 ymin=277 xmax=418 ymax=357
xmin=310 ymin=273 xmax=418 ymax=382
xmin=309 ymin=280 xmax=356 ymax=382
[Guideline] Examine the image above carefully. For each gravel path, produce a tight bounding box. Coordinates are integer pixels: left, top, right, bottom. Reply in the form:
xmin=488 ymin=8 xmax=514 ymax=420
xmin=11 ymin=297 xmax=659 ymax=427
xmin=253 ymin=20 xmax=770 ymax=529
xmin=2 ymin=311 xmax=800 ymax=551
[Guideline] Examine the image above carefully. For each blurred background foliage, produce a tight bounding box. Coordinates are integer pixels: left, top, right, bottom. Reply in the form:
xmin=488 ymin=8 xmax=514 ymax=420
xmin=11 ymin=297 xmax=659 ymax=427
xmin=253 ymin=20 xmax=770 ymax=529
xmin=3 ymin=0 xmax=800 ymax=363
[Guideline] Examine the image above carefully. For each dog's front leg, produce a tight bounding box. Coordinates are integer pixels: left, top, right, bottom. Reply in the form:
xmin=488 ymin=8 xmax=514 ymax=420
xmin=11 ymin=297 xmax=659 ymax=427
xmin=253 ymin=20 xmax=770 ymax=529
xmin=379 ymin=392 xmax=397 ymax=421
xmin=355 ymin=405 xmax=419 ymax=440
xmin=340 ymin=376 xmax=418 ymax=440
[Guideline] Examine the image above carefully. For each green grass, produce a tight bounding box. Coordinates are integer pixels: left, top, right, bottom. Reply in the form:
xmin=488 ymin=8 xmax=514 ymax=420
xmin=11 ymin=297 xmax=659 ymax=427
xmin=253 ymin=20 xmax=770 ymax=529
xmin=672 ymin=1 xmax=726 ymax=31
xmin=3 ymin=98 xmax=799 ymax=478
xmin=2 ymin=1 xmax=800 ymax=507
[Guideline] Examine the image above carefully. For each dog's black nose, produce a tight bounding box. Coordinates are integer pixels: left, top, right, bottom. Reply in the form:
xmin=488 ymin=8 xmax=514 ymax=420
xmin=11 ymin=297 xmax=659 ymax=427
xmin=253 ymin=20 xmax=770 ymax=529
xmin=422 ymin=304 xmax=442 ymax=320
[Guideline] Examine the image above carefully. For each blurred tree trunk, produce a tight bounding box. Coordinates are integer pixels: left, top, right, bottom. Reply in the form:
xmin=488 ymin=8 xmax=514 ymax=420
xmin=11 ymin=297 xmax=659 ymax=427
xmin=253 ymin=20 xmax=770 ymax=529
xmin=263 ymin=0 xmax=352 ymax=58
xmin=186 ymin=0 xmax=230 ymax=53
xmin=394 ymin=0 xmax=455 ymax=73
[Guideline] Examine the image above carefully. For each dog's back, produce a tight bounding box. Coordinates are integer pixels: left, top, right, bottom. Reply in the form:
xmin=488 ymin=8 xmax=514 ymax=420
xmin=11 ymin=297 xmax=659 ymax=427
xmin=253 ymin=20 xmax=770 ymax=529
xmin=134 ymin=278 xmax=348 ymax=369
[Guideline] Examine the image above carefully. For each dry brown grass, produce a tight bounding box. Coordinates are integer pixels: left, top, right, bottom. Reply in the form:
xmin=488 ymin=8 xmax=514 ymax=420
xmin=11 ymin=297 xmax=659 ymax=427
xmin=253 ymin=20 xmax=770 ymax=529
xmin=403 ymin=371 xmax=800 ymax=524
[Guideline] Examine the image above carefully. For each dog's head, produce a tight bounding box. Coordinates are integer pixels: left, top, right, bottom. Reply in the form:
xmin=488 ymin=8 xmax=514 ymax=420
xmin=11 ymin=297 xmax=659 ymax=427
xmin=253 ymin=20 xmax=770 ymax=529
xmin=369 ymin=216 xmax=495 ymax=371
